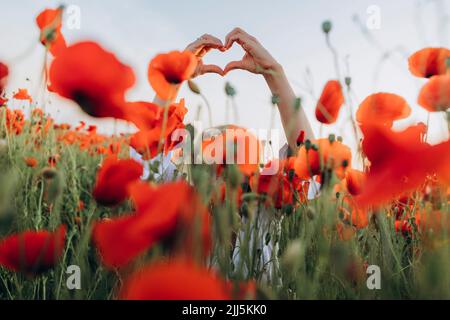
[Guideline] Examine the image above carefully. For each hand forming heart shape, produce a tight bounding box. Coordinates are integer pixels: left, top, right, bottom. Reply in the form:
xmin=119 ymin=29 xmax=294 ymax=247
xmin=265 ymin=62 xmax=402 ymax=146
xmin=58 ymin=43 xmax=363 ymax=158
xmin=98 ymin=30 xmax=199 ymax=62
xmin=186 ymin=28 xmax=280 ymax=78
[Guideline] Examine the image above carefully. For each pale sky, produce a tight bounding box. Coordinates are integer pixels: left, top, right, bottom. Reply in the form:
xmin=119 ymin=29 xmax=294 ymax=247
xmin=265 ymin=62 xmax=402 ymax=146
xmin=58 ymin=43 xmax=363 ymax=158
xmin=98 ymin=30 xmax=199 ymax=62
xmin=1 ymin=0 xmax=449 ymax=154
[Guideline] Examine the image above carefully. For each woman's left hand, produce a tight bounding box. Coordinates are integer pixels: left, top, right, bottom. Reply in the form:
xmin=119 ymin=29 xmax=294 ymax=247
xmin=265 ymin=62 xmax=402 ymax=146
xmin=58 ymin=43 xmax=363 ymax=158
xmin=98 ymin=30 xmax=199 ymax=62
xmin=185 ymin=34 xmax=226 ymax=77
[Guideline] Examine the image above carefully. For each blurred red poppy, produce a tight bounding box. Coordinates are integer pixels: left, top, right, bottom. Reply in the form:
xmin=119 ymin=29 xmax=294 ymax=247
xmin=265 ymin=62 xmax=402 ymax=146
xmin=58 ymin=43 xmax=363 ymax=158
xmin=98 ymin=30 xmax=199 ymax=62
xmin=36 ymin=7 xmax=67 ymax=57
xmin=24 ymin=157 xmax=38 ymax=168
xmin=92 ymin=156 xmax=143 ymax=207
xmin=0 ymin=225 xmax=66 ymax=275
xmin=345 ymin=169 xmax=366 ymax=196
xmin=418 ymin=75 xmax=450 ymax=112
xmin=119 ymin=259 xmax=229 ymax=300
xmin=356 ymin=124 xmax=450 ymax=207
xmin=130 ymin=100 xmax=187 ymax=160
xmin=356 ymin=93 xmax=411 ymax=127
xmin=0 ymin=62 xmax=8 ymax=93
xmin=408 ymin=47 xmax=450 ymax=78
xmin=294 ymin=138 xmax=352 ymax=180
xmin=250 ymin=158 xmax=308 ymax=209
xmin=49 ymin=42 xmax=135 ymax=120
xmin=93 ymin=181 xmax=211 ymax=268
xmin=124 ymin=101 xmax=162 ymax=131
xmin=341 ymin=197 xmax=369 ymax=229
xmin=148 ymin=51 xmax=197 ymax=100
xmin=202 ymin=125 xmax=261 ymax=177
xmin=315 ymin=80 xmax=344 ymax=124
xmin=13 ymin=88 xmax=33 ymax=103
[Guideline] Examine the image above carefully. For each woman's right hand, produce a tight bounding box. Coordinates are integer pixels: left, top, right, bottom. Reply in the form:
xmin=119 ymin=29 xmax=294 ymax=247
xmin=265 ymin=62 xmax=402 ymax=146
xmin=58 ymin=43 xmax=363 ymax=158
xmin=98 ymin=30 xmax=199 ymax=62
xmin=223 ymin=28 xmax=282 ymax=75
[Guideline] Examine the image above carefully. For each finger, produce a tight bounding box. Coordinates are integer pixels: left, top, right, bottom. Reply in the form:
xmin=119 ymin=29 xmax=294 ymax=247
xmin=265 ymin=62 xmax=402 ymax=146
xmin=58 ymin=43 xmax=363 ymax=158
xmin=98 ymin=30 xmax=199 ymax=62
xmin=225 ymin=28 xmax=256 ymax=49
xmin=225 ymin=27 xmax=244 ymax=47
xmin=201 ymin=34 xmax=224 ymax=48
xmin=224 ymin=60 xmax=246 ymax=74
xmin=186 ymin=35 xmax=223 ymax=55
xmin=200 ymin=64 xmax=224 ymax=76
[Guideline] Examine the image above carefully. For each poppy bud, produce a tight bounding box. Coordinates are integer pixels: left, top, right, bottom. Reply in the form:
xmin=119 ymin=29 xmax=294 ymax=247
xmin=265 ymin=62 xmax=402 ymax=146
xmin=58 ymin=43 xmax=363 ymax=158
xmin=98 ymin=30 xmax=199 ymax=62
xmin=296 ymin=130 xmax=305 ymax=147
xmin=304 ymin=139 xmax=312 ymax=151
xmin=311 ymin=144 xmax=319 ymax=151
xmin=288 ymin=169 xmax=295 ymax=182
xmin=228 ymin=165 xmax=242 ymax=189
xmin=322 ymin=21 xmax=332 ymax=34
xmin=342 ymin=159 xmax=349 ymax=168
xmin=293 ymin=97 xmax=302 ymax=111
xmin=337 ymin=136 xmax=343 ymax=143
xmin=328 ymin=134 xmax=336 ymax=143
xmin=225 ymin=82 xmax=236 ymax=97
xmin=271 ymin=94 xmax=280 ymax=105
xmin=240 ymin=201 xmax=249 ymax=218
xmin=284 ymin=204 xmax=294 ymax=216
xmin=306 ymin=207 xmax=315 ymax=220
xmin=188 ymin=80 xmax=201 ymax=95
xmin=345 ymin=77 xmax=352 ymax=86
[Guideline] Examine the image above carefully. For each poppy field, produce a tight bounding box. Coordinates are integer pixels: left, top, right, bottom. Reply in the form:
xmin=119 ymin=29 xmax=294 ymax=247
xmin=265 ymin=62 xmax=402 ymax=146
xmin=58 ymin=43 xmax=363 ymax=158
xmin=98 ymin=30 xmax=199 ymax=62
xmin=0 ymin=6 xmax=449 ymax=301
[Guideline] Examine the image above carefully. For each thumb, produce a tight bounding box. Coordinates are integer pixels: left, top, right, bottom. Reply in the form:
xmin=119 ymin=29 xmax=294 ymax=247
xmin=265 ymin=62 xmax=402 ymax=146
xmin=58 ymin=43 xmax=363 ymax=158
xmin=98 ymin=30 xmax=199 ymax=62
xmin=200 ymin=64 xmax=224 ymax=76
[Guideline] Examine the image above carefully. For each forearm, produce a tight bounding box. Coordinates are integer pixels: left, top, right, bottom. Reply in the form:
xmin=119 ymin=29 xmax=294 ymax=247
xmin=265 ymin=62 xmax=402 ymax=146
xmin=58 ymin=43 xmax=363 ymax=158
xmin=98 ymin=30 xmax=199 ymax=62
xmin=264 ymin=65 xmax=315 ymax=150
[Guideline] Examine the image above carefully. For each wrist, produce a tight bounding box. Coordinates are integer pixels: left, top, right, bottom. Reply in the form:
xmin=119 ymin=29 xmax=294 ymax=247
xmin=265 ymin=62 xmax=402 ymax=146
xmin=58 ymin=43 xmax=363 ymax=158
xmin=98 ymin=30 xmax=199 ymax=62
xmin=263 ymin=62 xmax=287 ymax=91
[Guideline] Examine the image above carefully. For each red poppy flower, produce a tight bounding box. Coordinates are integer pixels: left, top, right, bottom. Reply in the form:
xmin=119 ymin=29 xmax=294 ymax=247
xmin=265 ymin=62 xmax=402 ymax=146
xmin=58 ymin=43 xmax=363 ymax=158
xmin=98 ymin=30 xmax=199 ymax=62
xmin=315 ymin=80 xmax=344 ymax=124
xmin=395 ymin=220 xmax=412 ymax=235
xmin=0 ymin=62 xmax=8 ymax=93
xmin=356 ymin=124 xmax=450 ymax=207
xmin=148 ymin=51 xmax=197 ymax=100
xmin=418 ymin=75 xmax=450 ymax=112
xmin=13 ymin=88 xmax=33 ymax=103
xmin=345 ymin=169 xmax=366 ymax=196
xmin=130 ymin=99 xmax=187 ymax=160
xmin=408 ymin=47 xmax=450 ymax=78
xmin=0 ymin=225 xmax=66 ymax=275
xmin=202 ymin=125 xmax=261 ymax=177
xmin=294 ymin=138 xmax=352 ymax=180
xmin=119 ymin=259 xmax=229 ymax=300
xmin=49 ymin=42 xmax=136 ymax=120
xmin=92 ymin=156 xmax=143 ymax=207
xmin=36 ymin=8 xmax=67 ymax=57
xmin=93 ymin=181 xmax=211 ymax=268
xmin=124 ymin=101 xmax=162 ymax=130
xmin=356 ymin=93 xmax=411 ymax=127
xmin=341 ymin=197 xmax=369 ymax=229
xmin=250 ymin=159 xmax=308 ymax=209
xmin=24 ymin=157 xmax=38 ymax=168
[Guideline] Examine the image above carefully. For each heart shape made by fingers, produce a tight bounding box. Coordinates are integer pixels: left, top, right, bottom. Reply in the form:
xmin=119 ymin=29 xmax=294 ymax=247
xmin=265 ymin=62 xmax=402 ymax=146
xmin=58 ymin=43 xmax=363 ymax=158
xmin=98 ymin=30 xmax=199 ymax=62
xmin=195 ymin=41 xmax=248 ymax=77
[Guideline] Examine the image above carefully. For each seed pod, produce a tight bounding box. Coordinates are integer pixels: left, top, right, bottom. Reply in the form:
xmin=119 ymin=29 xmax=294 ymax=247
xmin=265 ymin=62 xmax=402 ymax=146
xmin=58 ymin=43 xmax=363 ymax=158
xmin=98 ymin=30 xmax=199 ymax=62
xmin=225 ymin=82 xmax=236 ymax=97
xmin=188 ymin=80 xmax=201 ymax=95
xmin=322 ymin=20 xmax=332 ymax=34
xmin=345 ymin=77 xmax=352 ymax=87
